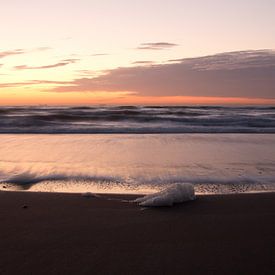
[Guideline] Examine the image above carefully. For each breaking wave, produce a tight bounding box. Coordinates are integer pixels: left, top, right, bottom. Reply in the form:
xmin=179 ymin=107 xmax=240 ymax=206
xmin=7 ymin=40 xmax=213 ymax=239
xmin=1 ymin=106 xmax=275 ymax=133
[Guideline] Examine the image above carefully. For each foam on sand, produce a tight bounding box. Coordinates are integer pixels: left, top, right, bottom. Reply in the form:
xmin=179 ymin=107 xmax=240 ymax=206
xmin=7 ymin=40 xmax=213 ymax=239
xmin=135 ymin=183 xmax=196 ymax=207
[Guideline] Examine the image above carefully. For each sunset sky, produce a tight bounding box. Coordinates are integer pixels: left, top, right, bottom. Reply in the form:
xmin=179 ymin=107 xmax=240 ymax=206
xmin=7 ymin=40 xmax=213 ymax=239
xmin=1 ymin=0 xmax=275 ymax=105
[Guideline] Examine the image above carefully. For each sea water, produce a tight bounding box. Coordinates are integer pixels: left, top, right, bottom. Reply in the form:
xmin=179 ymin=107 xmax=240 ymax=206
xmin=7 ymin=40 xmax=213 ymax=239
xmin=1 ymin=133 xmax=275 ymax=194
xmin=0 ymin=106 xmax=275 ymax=134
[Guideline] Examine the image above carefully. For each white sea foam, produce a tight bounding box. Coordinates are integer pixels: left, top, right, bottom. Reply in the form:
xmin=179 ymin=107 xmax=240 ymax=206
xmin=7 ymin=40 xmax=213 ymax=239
xmin=135 ymin=183 xmax=196 ymax=207
xmin=1 ymin=171 xmax=275 ymax=194
xmin=3 ymin=172 xmax=122 ymax=185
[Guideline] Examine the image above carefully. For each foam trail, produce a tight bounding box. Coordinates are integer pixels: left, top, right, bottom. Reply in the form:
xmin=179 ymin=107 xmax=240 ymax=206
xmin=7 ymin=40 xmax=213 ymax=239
xmin=1 ymin=171 xmax=275 ymax=194
xmin=143 ymin=175 xmax=275 ymax=186
xmin=2 ymin=172 xmax=122 ymax=186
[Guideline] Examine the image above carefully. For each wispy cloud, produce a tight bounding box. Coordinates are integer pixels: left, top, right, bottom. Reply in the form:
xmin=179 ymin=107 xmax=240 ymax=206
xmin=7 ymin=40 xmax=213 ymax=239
xmin=91 ymin=53 xmax=109 ymax=56
xmin=0 ymin=49 xmax=26 ymax=59
xmin=132 ymin=61 xmax=154 ymax=65
xmin=34 ymin=47 xmax=52 ymax=52
xmin=0 ymin=47 xmax=51 ymax=59
xmin=137 ymin=42 xmax=178 ymax=50
xmin=168 ymin=50 xmax=275 ymax=70
xmin=14 ymin=59 xmax=79 ymax=70
xmin=76 ymin=69 xmax=100 ymax=77
xmin=0 ymin=80 xmax=69 ymax=88
xmin=52 ymin=50 xmax=275 ymax=99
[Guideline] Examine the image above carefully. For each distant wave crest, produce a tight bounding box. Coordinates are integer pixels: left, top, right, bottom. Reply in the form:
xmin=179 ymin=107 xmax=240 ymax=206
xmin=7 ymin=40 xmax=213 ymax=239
xmin=0 ymin=106 xmax=275 ymax=133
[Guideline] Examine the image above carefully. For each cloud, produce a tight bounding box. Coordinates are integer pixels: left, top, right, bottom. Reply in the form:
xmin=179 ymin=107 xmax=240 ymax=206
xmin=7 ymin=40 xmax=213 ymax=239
xmin=91 ymin=53 xmax=109 ymax=56
xmin=132 ymin=61 xmax=154 ymax=65
xmin=0 ymin=47 xmax=51 ymax=59
xmin=35 ymin=47 xmax=52 ymax=52
xmin=14 ymin=59 xmax=79 ymax=70
xmin=52 ymin=50 xmax=275 ymax=99
xmin=0 ymin=80 xmax=69 ymax=88
xmin=0 ymin=49 xmax=26 ymax=59
xmin=137 ymin=42 xmax=178 ymax=50
xmin=168 ymin=50 xmax=275 ymax=70
xmin=76 ymin=69 xmax=101 ymax=77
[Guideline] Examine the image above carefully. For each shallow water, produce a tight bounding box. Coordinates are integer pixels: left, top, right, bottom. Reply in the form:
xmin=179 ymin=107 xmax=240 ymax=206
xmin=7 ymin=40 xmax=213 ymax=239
xmin=1 ymin=134 xmax=275 ymax=194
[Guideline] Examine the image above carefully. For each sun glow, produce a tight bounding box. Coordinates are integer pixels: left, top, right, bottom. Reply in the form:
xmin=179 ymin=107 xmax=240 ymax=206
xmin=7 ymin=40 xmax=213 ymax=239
xmin=1 ymin=0 xmax=275 ymax=105
xmin=1 ymin=88 xmax=274 ymax=106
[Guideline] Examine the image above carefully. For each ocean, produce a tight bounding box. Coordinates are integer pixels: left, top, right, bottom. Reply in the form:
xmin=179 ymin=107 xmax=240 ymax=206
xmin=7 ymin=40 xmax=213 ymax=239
xmin=1 ymin=106 xmax=275 ymax=194
xmin=0 ymin=105 xmax=275 ymax=134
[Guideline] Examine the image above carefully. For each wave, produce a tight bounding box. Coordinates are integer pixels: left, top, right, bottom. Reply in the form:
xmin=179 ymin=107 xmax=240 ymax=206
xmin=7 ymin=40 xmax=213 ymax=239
xmin=0 ymin=106 xmax=275 ymax=134
xmin=1 ymin=171 xmax=275 ymax=194
xmin=2 ymin=172 xmax=122 ymax=186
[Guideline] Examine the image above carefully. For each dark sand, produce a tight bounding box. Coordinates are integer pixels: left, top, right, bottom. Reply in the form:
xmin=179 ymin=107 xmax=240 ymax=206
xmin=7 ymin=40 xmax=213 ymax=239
xmin=0 ymin=191 xmax=274 ymax=275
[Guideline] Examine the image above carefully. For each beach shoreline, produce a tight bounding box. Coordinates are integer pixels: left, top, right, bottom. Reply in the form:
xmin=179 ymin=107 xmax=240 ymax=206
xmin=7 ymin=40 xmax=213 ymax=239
xmin=0 ymin=191 xmax=274 ymax=274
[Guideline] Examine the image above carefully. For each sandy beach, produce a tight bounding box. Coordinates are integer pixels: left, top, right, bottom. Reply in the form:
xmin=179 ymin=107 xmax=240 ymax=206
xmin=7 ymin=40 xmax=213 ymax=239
xmin=0 ymin=191 xmax=274 ymax=275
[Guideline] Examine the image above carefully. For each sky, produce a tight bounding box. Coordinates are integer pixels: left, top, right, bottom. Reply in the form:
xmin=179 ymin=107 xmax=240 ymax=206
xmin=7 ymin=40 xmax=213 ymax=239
xmin=0 ymin=0 xmax=275 ymax=105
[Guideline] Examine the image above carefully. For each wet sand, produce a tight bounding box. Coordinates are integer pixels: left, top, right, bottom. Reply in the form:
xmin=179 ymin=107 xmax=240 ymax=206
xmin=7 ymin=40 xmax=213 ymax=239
xmin=0 ymin=191 xmax=274 ymax=275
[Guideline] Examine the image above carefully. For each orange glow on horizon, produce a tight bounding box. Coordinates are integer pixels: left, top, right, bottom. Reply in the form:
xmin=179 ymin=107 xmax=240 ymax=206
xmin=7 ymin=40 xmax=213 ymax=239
xmin=0 ymin=90 xmax=274 ymax=106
